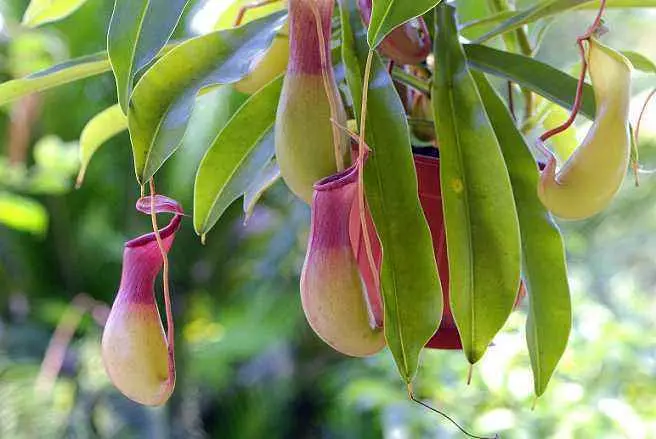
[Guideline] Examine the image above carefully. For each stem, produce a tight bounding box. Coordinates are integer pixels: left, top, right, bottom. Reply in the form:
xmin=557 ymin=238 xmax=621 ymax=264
xmin=507 ymin=81 xmax=516 ymax=121
xmin=233 ymin=0 xmax=282 ymax=26
xmin=539 ymin=0 xmax=607 ymax=144
xmin=148 ymin=180 xmax=176 ymax=361
xmin=391 ymin=66 xmax=431 ymax=95
xmin=634 ymin=88 xmax=655 ymax=149
xmin=358 ymin=51 xmax=379 ymax=296
xmin=309 ymin=1 xmax=344 ymax=172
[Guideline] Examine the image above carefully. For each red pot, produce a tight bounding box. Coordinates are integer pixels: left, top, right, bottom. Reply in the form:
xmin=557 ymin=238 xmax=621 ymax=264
xmin=349 ymin=153 xmax=523 ymax=350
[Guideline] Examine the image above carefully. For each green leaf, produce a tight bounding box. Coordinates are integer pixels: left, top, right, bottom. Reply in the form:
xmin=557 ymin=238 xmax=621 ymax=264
xmin=475 ymin=0 xmax=656 ymax=43
xmin=340 ymin=0 xmax=442 ymax=383
xmin=243 ymin=160 xmax=280 ymax=225
xmin=0 ymin=192 xmax=48 ymax=235
xmin=165 ymin=85 xmax=249 ymax=199
xmin=76 ymin=104 xmax=127 ymax=187
xmin=128 ymin=11 xmax=286 ymax=185
xmin=367 ymin=0 xmax=443 ymax=49
xmin=108 ymin=0 xmax=191 ymax=113
xmin=181 ymin=86 xmax=249 ymax=156
xmin=464 ymin=44 xmax=596 ymax=119
xmin=432 ymin=4 xmax=521 ymax=364
xmin=621 ymin=51 xmax=656 ymax=74
xmin=0 ymin=52 xmax=110 ymax=106
xmin=22 ymin=0 xmax=89 ymax=27
xmin=194 ymin=76 xmax=282 ymax=237
xmin=459 ymin=10 xmax=515 ymax=35
xmin=474 ymin=71 xmax=571 ymax=397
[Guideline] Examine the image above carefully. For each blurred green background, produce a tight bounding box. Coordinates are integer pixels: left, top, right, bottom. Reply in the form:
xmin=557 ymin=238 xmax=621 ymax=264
xmin=0 ymin=0 xmax=655 ymax=438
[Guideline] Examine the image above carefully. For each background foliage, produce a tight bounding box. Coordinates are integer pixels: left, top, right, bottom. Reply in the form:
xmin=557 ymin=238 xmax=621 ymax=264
xmin=0 ymin=0 xmax=655 ymax=437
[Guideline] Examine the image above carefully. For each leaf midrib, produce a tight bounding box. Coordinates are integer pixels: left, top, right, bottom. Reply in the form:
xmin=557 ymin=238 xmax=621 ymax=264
xmin=369 ymin=121 xmax=411 ymax=380
xmin=442 ymin=36 xmax=477 ymax=360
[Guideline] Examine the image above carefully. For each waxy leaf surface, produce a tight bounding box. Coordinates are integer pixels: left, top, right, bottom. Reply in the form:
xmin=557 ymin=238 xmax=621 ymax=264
xmin=432 ymin=4 xmax=520 ymax=364
xmin=461 ymin=0 xmax=655 ymax=36
xmin=108 ymin=0 xmax=191 ymax=113
xmin=0 ymin=53 xmax=110 ymax=106
xmin=128 ymin=11 xmax=286 ymax=184
xmin=474 ymin=71 xmax=571 ymax=397
xmin=194 ymin=77 xmax=282 ymax=237
xmin=340 ymin=0 xmax=442 ymax=383
xmin=367 ymin=0 xmax=442 ymax=48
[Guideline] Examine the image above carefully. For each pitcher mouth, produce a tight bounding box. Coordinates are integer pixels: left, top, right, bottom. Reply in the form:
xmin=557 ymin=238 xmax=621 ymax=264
xmin=313 ymin=163 xmax=359 ymax=191
xmin=125 ymin=214 xmax=182 ymax=248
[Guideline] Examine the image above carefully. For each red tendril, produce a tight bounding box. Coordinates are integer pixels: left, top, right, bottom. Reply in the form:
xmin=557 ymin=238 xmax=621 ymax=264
xmin=233 ymin=0 xmax=282 ymax=27
xmin=538 ymin=0 xmax=607 ymax=147
xmin=148 ymin=179 xmax=176 ymax=360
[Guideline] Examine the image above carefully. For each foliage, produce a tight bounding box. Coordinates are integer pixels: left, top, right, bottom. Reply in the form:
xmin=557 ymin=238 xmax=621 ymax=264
xmin=1 ymin=0 xmax=655 ymax=437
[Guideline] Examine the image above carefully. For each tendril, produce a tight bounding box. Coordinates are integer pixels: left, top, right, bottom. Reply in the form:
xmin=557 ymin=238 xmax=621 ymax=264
xmin=408 ymin=384 xmax=498 ymax=439
xmin=631 ymin=88 xmax=656 ymax=184
xmin=148 ymin=179 xmax=175 ymax=366
xmin=233 ymin=0 xmax=282 ymax=27
xmin=539 ymin=0 xmax=607 ymax=147
xmin=357 ymin=50 xmax=379 ymax=297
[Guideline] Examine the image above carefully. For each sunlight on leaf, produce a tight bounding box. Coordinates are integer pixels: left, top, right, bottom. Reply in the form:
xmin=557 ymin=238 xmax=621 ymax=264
xmin=22 ymin=0 xmax=90 ymax=27
xmin=0 ymin=192 xmax=48 ymax=235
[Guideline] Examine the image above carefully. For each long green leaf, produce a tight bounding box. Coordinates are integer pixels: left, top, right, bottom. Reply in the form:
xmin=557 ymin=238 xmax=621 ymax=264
xmin=464 ymin=44 xmax=596 ymax=119
xmin=475 ymin=0 xmax=656 ymax=43
xmin=128 ymin=11 xmax=286 ymax=185
xmin=108 ymin=0 xmax=191 ymax=113
xmin=166 ymin=85 xmax=249 ymax=197
xmin=194 ymin=77 xmax=282 ymax=237
xmin=340 ymin=0 xmax=441 ymax=383
xmin=462 ymin=0 xmax=656 ymax=35
xmin=367 ymin=0 xmax=443 ymax=48
xmin=474 ymin=72 xmax=571 ymax=397
xmin=432 ymin=4 xmax=521 ymax=364
xmin=76 ymin=104 xmax=127 ymax=187
xmin=621 ymin=51 xmax=656 ymax=74
xmin=0 ymin=53 xmax=110 ymax=106
xmin=22 ymin=0 xmax=89 ymax=27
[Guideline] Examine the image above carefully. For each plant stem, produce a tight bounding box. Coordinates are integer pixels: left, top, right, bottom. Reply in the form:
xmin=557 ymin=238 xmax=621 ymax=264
xmin=148 ymin=180 xmax=176 ymax=363
xmin=391 ymin=66 xmax=431 ymax=95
